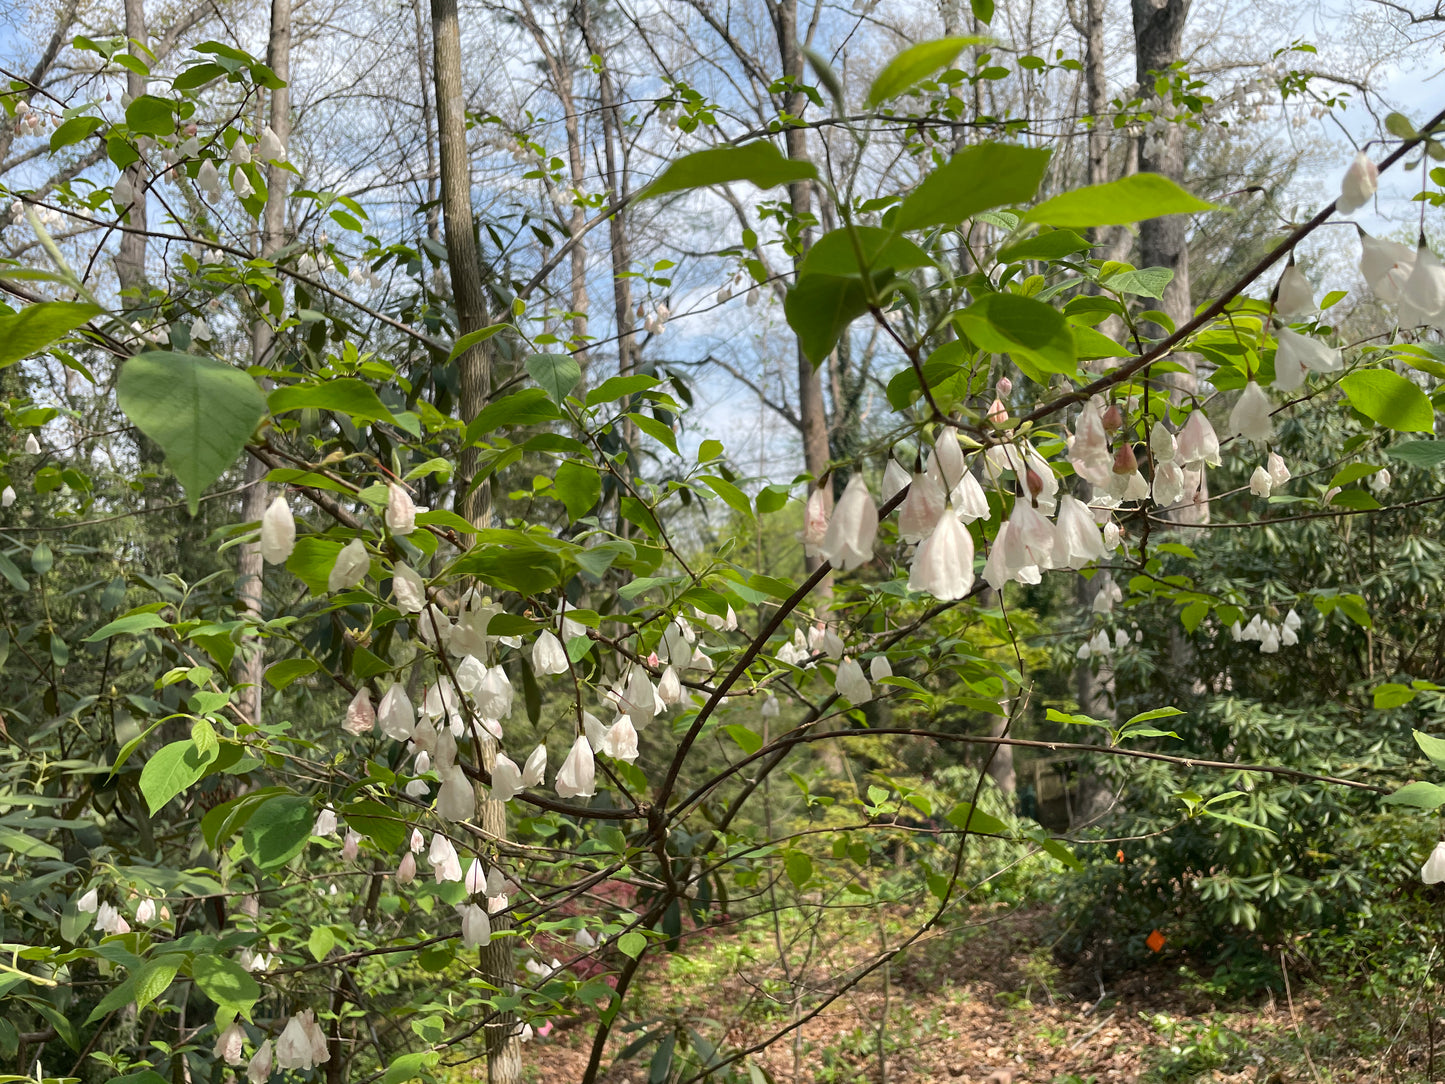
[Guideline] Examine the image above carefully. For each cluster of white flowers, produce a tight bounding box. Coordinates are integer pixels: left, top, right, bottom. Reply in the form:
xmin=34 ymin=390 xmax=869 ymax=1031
xmin=640 ymin=300 xmax=670 ymax=334
xmin=10 ymin=98 xmax=51 ymax=138
xmin=1230 ymin=608 xmax=1302 ymax=653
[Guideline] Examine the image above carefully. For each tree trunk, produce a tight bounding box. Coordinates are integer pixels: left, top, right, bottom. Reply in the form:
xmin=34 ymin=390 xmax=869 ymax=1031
xmin=237 ymin=0 xmax=293 ymax=724
xmin=986 ymin=713 xmax=1016 ymax=799
xmin=115 ymin=0 xmax=148 ymax=299
xmin=410 ymin=0 xmax=440 ymax=241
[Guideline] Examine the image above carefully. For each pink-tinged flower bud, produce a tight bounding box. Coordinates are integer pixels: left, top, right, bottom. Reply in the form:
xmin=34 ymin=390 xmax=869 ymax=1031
xmin=1102 ymin=403 xmax=1123 ymax=433
xmin=987 ymin=397 xmax=1008 ymax=426
xmin=996 ymin=377 xmax=1013 ymax=396
xmin=342 ymin=831 xmax=361 ymax=861
xmin=1025 ymin=467 xmax=1046 ymax=498
xmin=1336 ymin=151 xmax=1378 ymax=213
xmin=343 ymin=687 xmax=375 ymax=735
xmin=1112 ymin=444 xmax=1137 ymax=475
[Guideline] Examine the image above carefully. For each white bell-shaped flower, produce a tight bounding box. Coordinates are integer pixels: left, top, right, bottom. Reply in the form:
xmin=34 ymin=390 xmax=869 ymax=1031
xmin=834 ymin=657 xmax=872 ymax=703
xmin=491 ymin=753 xmax=523 ymax=801
xmin=385 ymin=483 xmax=416 ymax=535
xmin=951 ymin=470 xmax=991 ymax=523
xmin=428 ymin=833 xmax=464 ymax=882
xmin=657 ymin=666 xmax=683 ymax=705
xmin=1268 ymin=452 xmax=1290 ymax=487
xmin=78 ymin=887 xmax=99 ymax=913
xmin=908 ymin=513 xmax=975 ymax=600
xmin=1150 ymin=422 xmax=1176 ymax=463
xmin=274 ymin=1015 xmax=316 ymax=1070
xmin=1422 ymin=842 xmax=1445 ymax=885
xmin=898 ymin=470 xmax=946 ymax=543
xmin=475 ymin=665 xmax=514 ymax=721
xmin=232 ymin=169 xmax=254 ymax=199
xmin=1092 ymin=574 xmax=1122 ymax=614
xmin=1250 ymin=466 xmax=1273 ymax=498
xmin=396 ymin=851 xmax=417 ymax=885
xmin=1274 ymin=327 xmax=1341 ymax=393
xmin=436 ymin=765 xmax=475 ymax=821
xmin=1176 ymin=410 xmax=1221 ymax=470
xmin=761 ymin=693 xmax=780 ymax=718
xmin=521 ymin=744 xmax=547 ymax=787
xmin=819 ymin=474 xmax=878 ymax=570
xmin=555 ymin=735 xmax=596 ymax=798
xmin=328 ymin=538 xmax=369 ymax=591
xmin=1153 ymin=460 xmax=1185 ymax=507
xmin=1335 ymin=151 xmax=1378 ymax=213
xmin=228 ymin=137 xmax=251 ymax=164
xmin=391 ymin=563 xmax=426 ymax=613
xmin=1070 ymin=400 xmax=1113 ymax=487
xmin=881 ymin=458 xmax=910 ymax=501
xmin=1230 ymin=381 xmax=1274 ymax=444
xmin=798 ymin=487 xmax=829 ymax=557
xmin=376 ymin=683 xmax=415 ymax=741
xmin=460 ymin=902 xmax=491 ymax=947
xmin=215 ymin=1020 xmax=247 ymax=1066
xmin=1274 ymin=265 xmax=1315 ymax=318
xmin=1402 ymin=243 xmax=1445 ymax=323
xmin=1054 ymin=496 xmax=1106 ymax=569
xmin=602 ymin=716 xmax=640 ymax=762
xmin=1360 ymin=232 xmax=1415 ymax=303
xmin=247 ymin=1039 xmax=273 ymax=1084
xmin=313 ymin=806 xmax=338 ymax=837
xmin=342 ymin=830 xmax=360 ymax=861
xmin=1004 ymin=500 xmax=1055 ymax=571
xmin=870 ymin=655 xmax=892 ymax=682
xmin=621 ymin=666 xmax=657 ymax=729
xmin=1 ymin=486 xmax=15 ymax=508
xmin=257 ymin=125 xmax=286 ymax=162
xmin=197 ymin=159 xmax=221 ymax=200
xmin=465 ymin=858 xmax=487 ymax=894
xmin=1371 ymin=467 xmax=1391 ymax=494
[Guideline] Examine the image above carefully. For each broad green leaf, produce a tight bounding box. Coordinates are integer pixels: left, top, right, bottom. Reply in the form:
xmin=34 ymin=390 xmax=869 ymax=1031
xmin=1024 ymin=174 xmax=1214 ymax=228
xmin=381 ymin=1052 xmax=439 ymax=1084
xmin=134 ymin=959 xmax=179 ymax=1011
xmin=553 ymin=460 xmax=601 ymax=520
xmin=784 ymin=851 xmax=813 ymax=887
xmin=1382 ymin=780 xmax=1445 ymax=809
xmin=1414 ymin=729 xmax=1445 ymax=768
xmin=1388 ymin=440 xmax=1445 ymax=468
xmin=641 ymin=141 xmax=817 ymax=199
xmin=191 ymin=954 xmax=260 ymax=1017
xmin=797 ymin=227 xmax=934 ymax=278
xmin=617 ymin=931 xmax=647 ymax=959
xmin=341 ymin=799 xmax=407 ymax=852
xmin=1104 ymin=266 xmax=1174 ymax=298
xmin=139 ymin=739 xmax=220 ymax=815
xmin=895 ymin=142 xmax=1052 ymax=230
xmin=866 ymin=37 xmax=983 ymax=107
xmin=629 ymin=412 xmax=679 ymax=455
xmin=1123 ymin=706 xmax=1186 ymax=726
xmin=1374 ymin=683 xmax=1417 ymax=709
xmin=308 ymin=925 xmax=336 ymax=962
xmin=264 ymin=657 xmax=319 ymax=689
xmin=287 ymin=536 xmax=344 ymax=596
xmin=526 ymin=352 xmax=582 ymax=403
xmin=952 ymin=293 xmax=1075 ymax=379
xmin=84 ymin=611 xmax=170 ymax=642
xmin=86 ymin=973 xmax=139 ymax=1024
xmin=699 ymin=475 xmax=754 ymax=521
xmin=124 ymin=94 xmax=177 ymax=136
xmin=1340 ymin=370 xmax=1436 ymax=433
xmin=997 ymin=229 xmax=1091 ymax=263
xmin=241 ymin=794 xmax=314 ymax=869
xmin=268 ymin=378 xmax=396 ymax=425
xmin=50 ymin=115 xmax=103 ymax=151
xmin=945 ymin=801 xmax=1009 ymax=836
xmin=971 ymin=0 xmax=995 ymax=22
xmin=116 ymin=352 xmax=267 ymax=514
xmin=173 ymin=62 xmax=227 ymax=91
xmin=0 ymin=552 xmax=28 ymax=592
xmin=450 ymin=545 xmax=563 ymax=594
xmin=586 ymin=375 xmax=659 ymax=407
xmin=784 ymin=273 xmax=873 ymax=366
xmin=724 ymin=724 xmax=763 ymax=756
xmin=0 ymin=302 xmax=102 ymax=368
xmin=447 ymin=323 xmax=508 ymax=362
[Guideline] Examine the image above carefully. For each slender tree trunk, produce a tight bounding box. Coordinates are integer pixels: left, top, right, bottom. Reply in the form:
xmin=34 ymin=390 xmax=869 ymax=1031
xmin=115 ymin=0 xmax=148 ymax=299
xmin=430 ymin=3 xmax=516 ymax=1080
xmin=411 ymin=0 xmax=440 ymax=241
xmin=237 ymin=0 xmax=293 ymax=723
xmin=986 ymin=713 xmax=1016 ymax=799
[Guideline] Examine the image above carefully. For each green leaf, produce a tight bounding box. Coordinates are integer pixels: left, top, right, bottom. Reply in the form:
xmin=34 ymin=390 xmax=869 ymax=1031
xmin=553 ymin=460 xmax=602 ymax=520
xmin=84 ymin=611 xmax=170 ymax=642
xmin=134 ymin=959 xmax=179 ymax=1012
xmin=1123 ymin=706 xmax=1186 ymax=726
xmin=699 ymin=475 xmax=754 ymax=521
xmin=116 ymin=352 xmax=267 ymax=514
xmin=341 ymin=799 xmax=407 ymax=852
xmin=268 ymin=378 xmax=396 ymax=425
xmin=241 ymin=794 xmax=314 ymax=869
xmin=0 ymin=552 xmax=28 ymax=592
xmin=286 ymin=537 xmax=344 ymax=596
xmin=265 ymin=657 xmax=319 ymax=689
xmin=381 ymin=1052 xmax=439 ymax=1084
xmin=586 ymin=375 xmax=660 ymax=407
xmin=895 ymin=142 xmax=1052 ymax=230
xmin=86 ymin=974 xmax=139 ymax=1024
xmin=1414 ymin=729 xmax=1445 ymax=768
xmin=50 ymin=115 xmax=103 ymax=151
xmin=1382 ymin=781 xmax=1445 ymax=809
xmin=1375 ymin=682 xmax=1417 ymax=709
xmin=172 ymin=62 xmax=228 ymax=91
xmin=618 ymin=931 xmax=647 ymax=959
xmin=447 ymin=323 xmax=508 ymax=362
xmin=724 ymin=725 xmax=763 ymax=756
xmin=952 ymin=293 xmax=1075 ymax=379
xmin=1339 ymin=370 xmax=1436 ymax=433
xmin=1387 ymin=440 xmax=1445 ymax=468
xmin=1103 ymin=266 xmax=1174 ymax=298
xmin=124 ymin=94 xmax=177 ymax=136
xmin=139 ymin=739 xmax=220 ymax=815
xmin=866 ymin=37 xmax=983 ymax=107
xmin=0 ymin=302 xmax=102 ymax=368
xmin=798 ymin=227 xmax=934 ymax=278
xmin=997 ymin=229 xmax=1091 ymax=263
xmin=629 ymin=412 xmax=679 ymax=455
xmin=308 ymin=925 xmax=336 ymax=962
xmin=784 ymin=273 xmax=874 ymax=366
xmin=971 ymin=0 xmax=995 ymax=22
xmin=945 ymin=801 xmax=1009 ymax=836
xmin=1024 ymin=174 xmax=1214 ymax=228
xmin=641 ymin=141 xmax=817 ymax=199
xmin=526 ymin=352 xmax=582 ymax=403
xmin=784 ymin=851 xmax=813 ymax=888
xmin=191 ymin=954 xmax=261 ymax=1017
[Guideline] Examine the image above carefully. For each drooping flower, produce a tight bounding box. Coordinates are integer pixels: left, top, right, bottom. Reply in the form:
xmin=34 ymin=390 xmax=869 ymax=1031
xmin=1268 ymin=452 xmax=1291 ymax=487
xmin=391 ymin=563 xmax=426 ymax=613
xmin=215 ymin=1020 xmax=247 ymax=1065
xmin=1371 ymin=467 xmax=1392 ymax=494
xmin=491 ymin=754 xmax=523 ymax=802
xmin=259 ymin=496 xmax=296 ymax=564
xmin=898 ymin=470 xmax=946 ymax=543
xmin=951 ymin=470 xmax=991 ymax=522
xmin=1422 ymin=842 xmax=1445 ymax=885
xmin=247 ymin=1039 xmax=273 ymax=1084
xmin=396 ymin=852 xmax=417 ymax=885
xmin=376 ymin=683 xmax=415 ymax=741
xmin=1360 ymin=231 xmax=1415 ymax=303
xmin=465 ymin=858 xmax=487 ymax=894
xmin=1150 ymin=422 xmax=1176 ymax=462
xmin=191 ymin=316 xmax=212 ymax=342
xmin=257 ymin=125 xmax=287 ymax=162
xmin=475 ymin=665 xmax=514 ymax=723
xmin=761 ymin=694 xmax=780 ymax=718
xmin=621 ymin=666 xmax=657 ymax=729
xmin=1070 ymin=400 xmax=1113 ymax=487
xmin=1004 ymin=500 xmax=1055 ymax=571
xmin=1335 ymin=151 xmax=1378 ymax=213
xmin=1054 ymin=496 xmax=1106 ymax=569
xmin=882 ymin=459 xmax=910 ymax=501
xmin=1 ymin=486 xmax=14 ymax=508
xmin=436 ymin=765 xmax=475 ymax=821
xmin=870 ymin=655 xmax=892 ymax=682
xmin=342 ymin=830 xmax=360 ymax=861
xmin=1153 ymin=460 xmax=1185 ymax=507
xmin=602 ymin=716 xmax=639 ymax=763
xmin=908 ymin=513 xmax=975 ymax=600
xmin=1401 ymin=243 xmax=1445 ymax=325
xmin=1274 ymin=327 xmax=1341 ymax=394
xmin=1176 ymin=410 xmax=1221 ymax=470
xmin=460 ymin=902 xmax=492 ymax=947
xmin=1092 ymin=574 xmax=1122 ymax=614
xmin=657 ymin=666 xmax=683 ymax=705
xmin=1274 ymin=264 xmax=1315 ymax=318
xmin=932 ymin=427 xmax=966 ymax=491
xmin=1230 ymin=381 xmax=1274 ymax=444
xmin=197 ymin=159 xmax=221 ymax=200
xmin=555 ymin=735 xmax=596 ymax=799
xmin=314 ymin=806 xmax=338 ymax=837
xmin=819 ymin=474 xmax=878 ymax=570
xmin=798 ymin=487 xmax=829 ymax=557
xmin=428 ymin=833 xmax=464 ymax=882
xmin=834 ymin=657 xmax=871 ymax=703
xmin=328 ymin=538 xmax=369 ymax=591
xmin=24 ymin=432 xmax=41 ymax=455
xmin=232 ymin=169 xmax=254 ymax=199
xmin=385 ymin=483 xmax=416 ymax=535
xmin=521 ymin=744 xmax=547 ymax=787
xmin=274 ymin=1015 xmax=317 ymax=1070
xmin=1250 ymin=465 xmax=1273 ymax=498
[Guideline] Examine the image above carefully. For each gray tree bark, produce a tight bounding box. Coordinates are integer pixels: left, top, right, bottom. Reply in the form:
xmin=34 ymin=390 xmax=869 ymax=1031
xmin=115 ymin=0 xmax=148 ymax=299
